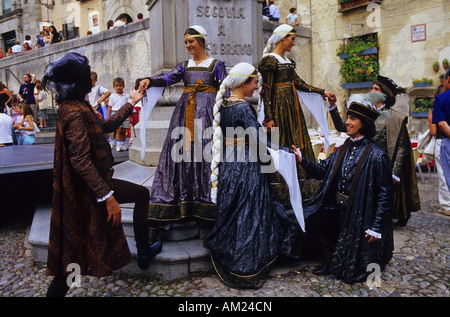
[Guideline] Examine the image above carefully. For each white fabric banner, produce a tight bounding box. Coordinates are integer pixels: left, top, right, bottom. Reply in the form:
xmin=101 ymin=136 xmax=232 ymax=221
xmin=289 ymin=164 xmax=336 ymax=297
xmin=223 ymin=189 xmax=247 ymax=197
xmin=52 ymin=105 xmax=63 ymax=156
xmin=139 ymin=87 xmax=164 ymax=160
xmin=267 ymin=148 xmax=305 ymax=232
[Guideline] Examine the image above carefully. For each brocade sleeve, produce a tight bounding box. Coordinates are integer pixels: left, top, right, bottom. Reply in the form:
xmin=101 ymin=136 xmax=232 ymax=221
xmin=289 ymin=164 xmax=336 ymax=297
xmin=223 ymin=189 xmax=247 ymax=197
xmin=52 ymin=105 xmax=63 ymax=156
xmin=258 ymin=56 xmax=277 ymax=123
xmin=147 ymin=62 xmax=185 ymax=88
xmin=64 ymin=111 xmax=111 ymax=199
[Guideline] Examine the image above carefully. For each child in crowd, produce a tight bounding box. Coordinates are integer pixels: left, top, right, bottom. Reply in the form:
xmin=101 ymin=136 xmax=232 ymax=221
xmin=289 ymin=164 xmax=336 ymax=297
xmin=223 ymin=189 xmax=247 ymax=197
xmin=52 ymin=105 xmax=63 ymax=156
xmin=286 ymin=8 xmax=300 ymax=26
xmin=88 ymin=72 xmax=111 ymax=120
xmin=12 ymin=102 xmax=24 ymax=145
xmin=107 ymin=77 xmax=130 ymax=152
xmin=17 ymin=103 xmax=38 ymax=145
xmin=35 ymin=80 xmax=48 ymax=128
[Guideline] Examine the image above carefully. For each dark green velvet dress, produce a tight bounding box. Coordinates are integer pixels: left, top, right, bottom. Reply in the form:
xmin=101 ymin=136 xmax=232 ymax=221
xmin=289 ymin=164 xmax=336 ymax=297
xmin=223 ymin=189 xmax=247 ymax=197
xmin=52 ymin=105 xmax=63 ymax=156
xmin=258 ymin=54 xmax=325 ymax=204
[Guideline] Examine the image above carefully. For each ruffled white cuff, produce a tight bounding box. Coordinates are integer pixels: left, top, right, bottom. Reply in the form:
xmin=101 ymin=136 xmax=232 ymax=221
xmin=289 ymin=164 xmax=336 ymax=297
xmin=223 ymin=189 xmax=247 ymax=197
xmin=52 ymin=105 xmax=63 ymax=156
xmin=97 ymin=190 xmax=114 ymax=203
xmin=365 ymin=229 xmax=382 ymax=239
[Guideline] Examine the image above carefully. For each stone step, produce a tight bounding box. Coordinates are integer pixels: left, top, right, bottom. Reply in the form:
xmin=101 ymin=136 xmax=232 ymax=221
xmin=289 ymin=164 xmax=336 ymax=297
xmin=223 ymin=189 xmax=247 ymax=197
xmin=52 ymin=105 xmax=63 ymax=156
xmin=28 ymin=204 xmax=212 ymax=280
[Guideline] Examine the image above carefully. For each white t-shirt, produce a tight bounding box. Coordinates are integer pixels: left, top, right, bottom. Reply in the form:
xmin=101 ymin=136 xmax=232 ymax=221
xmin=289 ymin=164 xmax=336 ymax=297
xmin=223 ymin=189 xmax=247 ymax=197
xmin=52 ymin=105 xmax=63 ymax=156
xmin=108 ymin=92 xmax=130 ymax=112
xmin=11 ymin=44 xmax=23 ymax=54
xmin=0 ymin=113 xmax=13 ymax=144
xmin=113 ymin=20 xmax=126 ymax=28
xmin=88 ymin=84 xmax=110 ymax=106
xmin=36 ymin=90 xmax=50 ymax=110
xmin=286 ymin=13 xmax=298 ymax=24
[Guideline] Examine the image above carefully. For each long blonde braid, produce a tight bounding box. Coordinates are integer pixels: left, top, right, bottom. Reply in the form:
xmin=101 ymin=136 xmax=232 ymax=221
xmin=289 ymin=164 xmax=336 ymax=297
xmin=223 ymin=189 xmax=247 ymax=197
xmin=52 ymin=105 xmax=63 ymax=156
xmin=210 ymin=80 xmax=227 ymax=204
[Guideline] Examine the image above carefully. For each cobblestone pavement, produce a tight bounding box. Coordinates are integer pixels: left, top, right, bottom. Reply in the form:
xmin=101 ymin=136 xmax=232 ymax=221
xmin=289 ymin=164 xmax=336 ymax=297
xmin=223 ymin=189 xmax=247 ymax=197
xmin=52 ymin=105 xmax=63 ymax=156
xmin=0 ymin=173 xmax=448 ymax=298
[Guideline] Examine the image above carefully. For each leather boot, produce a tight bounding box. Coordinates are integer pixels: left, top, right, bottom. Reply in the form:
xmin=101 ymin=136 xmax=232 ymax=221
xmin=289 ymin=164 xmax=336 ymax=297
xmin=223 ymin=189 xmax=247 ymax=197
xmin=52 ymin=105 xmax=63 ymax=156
xmin=133 ymin=222 xmax=162 ymax=270
xmin=313 ymin=249 xmax=333 ymax=276
xmin=46 ymin=282 xmax=69 ymax=297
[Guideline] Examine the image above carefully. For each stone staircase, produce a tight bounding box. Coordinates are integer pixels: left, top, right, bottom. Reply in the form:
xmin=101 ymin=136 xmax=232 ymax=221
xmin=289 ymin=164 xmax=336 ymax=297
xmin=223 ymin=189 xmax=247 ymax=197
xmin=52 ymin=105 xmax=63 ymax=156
xmin=28 ymin=160 xmax=214 ymax=280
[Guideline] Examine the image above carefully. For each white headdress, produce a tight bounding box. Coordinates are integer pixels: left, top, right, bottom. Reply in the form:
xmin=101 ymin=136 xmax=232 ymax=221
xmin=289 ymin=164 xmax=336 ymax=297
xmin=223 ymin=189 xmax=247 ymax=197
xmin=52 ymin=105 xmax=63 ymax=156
xmin=210 ymin=63 xmax=257 ymax=203
xmin=262 ymin=24 xmax=295 ymax=57
xmin=187 ymin=25 xmax=211 ymax=56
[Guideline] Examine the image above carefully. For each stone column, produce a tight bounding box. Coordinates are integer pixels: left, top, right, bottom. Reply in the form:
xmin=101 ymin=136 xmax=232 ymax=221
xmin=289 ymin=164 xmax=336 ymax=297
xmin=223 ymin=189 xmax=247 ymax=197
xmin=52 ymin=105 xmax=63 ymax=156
xmin=130 ymin=0 xmax=264 ymax=166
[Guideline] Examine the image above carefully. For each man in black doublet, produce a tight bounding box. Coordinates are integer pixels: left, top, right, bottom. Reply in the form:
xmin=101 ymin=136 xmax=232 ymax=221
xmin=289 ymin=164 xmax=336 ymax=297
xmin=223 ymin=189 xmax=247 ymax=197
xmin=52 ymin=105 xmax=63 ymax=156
xmin=299 ymin=94 xmax=394 ymax=284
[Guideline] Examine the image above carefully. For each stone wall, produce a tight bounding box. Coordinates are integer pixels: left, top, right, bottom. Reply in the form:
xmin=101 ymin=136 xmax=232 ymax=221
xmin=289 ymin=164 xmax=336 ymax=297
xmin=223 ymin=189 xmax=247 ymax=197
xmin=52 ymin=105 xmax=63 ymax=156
xmin=0 ymin=18 xmax=151 ymax=97
xmin=308 ymin=0 xmax=450 ymax=133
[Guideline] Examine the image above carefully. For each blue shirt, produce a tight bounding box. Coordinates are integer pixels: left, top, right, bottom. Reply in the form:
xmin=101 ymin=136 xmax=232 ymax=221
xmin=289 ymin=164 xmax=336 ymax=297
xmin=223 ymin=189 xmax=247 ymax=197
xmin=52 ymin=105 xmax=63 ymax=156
xmin=432 ymin=89 xmax=450 ymax=124
xmin=19 ymin=83 xmax=36 ymax=105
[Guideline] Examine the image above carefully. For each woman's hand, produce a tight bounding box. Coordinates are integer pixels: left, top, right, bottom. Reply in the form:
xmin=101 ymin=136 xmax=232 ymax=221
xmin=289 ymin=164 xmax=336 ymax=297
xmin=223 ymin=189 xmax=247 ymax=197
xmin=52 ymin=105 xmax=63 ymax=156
xmin=105 ymin=195 xmax=121 ymax=227
xmin=139 ymin=78 xmax=151 ymax=91
xmin=129 ymin=88 xmax=145 ymax=106
xmin=324 ymin=91 xmax=337 ymax=103
xmin=265 ymin=119 xmax=275 ymax=133
xmin=292 ymin=145 xmax=302 ymax=163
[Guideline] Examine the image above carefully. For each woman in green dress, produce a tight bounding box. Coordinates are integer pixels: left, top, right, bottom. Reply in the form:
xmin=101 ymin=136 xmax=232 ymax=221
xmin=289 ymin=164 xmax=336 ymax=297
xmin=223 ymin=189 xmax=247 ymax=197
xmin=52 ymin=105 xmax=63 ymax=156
xmin=258 ymin=24 xmax=336 ymax=204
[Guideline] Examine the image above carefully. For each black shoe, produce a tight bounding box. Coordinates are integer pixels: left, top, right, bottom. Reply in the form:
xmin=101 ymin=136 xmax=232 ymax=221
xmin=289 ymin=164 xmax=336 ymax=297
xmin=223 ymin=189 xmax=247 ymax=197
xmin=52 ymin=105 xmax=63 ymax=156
xmin=133 ymin=222 xmax=163 ymax=270
xmin=395 ymin=218 xmax=408 ymax=227
xmin=46 ymin=282 xmax=69 ymax=297
xmin=313 ymin=250 xmax=332 ymax=276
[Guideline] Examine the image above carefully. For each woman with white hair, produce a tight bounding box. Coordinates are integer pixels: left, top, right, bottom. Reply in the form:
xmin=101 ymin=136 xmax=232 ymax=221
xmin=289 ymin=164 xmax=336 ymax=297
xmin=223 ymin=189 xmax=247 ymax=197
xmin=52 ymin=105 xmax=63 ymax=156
xmin=258 ymin=24 xmax=336 ymax=205
xmin=139 ymin=26 xmax=227 ymax=243
xmin=204 ymin=63 xmax=301 ymax=289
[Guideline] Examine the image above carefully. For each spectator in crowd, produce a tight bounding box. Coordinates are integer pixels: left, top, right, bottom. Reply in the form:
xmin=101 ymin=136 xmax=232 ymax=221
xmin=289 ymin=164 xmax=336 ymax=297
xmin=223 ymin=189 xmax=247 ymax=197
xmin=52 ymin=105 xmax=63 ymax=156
xmin=11 ymin=41 xmax=23 ymax=54
xmin=17 ymin=103 xmax=37 ymax=145
xmin=10 ymin=98 xmax=22 ymax=145
xmin=268 ymin=0 xmax=280 ymax=22
xmin=23 ymin=42 xmax=33 ymax=52
xmin=113 ymin=15 xmax=127 ymax=28
xmin=18 ymin=73 xmax=37 ymax=120
xmin=0 ymin=104 xmax=14 ymax=147
xmin=43 ymin=29 xmax=51 ymax=46
xmin=286 ymin=8 xmax=300 ymax=26
xmin=262 ymin=1 xmax=270 ymax=20
xmin=0 ymin=81 xmax=12 ymax=109
xmin=107 ymin=77 xmax=130 ymax=152
xmin=49 ymin=26 xmax=64 ymax=45
xmin=137 ymin=13 xmax=144 ymax=20
xmin=432 ymin=69 xmax=450 ymax=195
xmin=35 ymin=31 xmax=46 ymax=49
xmin=5 ymin=47 xmax=13 ymax=57
xmin=107 ymin=20 xmax=114 ymax=30
xmin=88 ymin=71 xmax=111 ymax=120
xmin=0 ymin=48 xmax=4 ymax=59
xmin=23 ymin=35 xmax=33 ymax=48
xmin=35 ymin=80 xmax=49 ymax=128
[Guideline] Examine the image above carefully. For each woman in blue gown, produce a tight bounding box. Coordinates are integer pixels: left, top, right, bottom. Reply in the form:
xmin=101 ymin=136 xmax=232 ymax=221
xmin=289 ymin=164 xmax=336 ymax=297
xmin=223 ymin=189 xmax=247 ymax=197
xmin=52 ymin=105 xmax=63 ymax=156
xmin=204 ymin=63 xmax=301 ymax=289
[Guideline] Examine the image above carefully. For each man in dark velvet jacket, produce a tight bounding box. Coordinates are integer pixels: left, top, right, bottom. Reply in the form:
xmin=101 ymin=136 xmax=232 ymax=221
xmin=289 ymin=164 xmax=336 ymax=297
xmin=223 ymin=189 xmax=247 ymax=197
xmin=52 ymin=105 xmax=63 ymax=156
xmin=297 ymin=94 xmax=394 ymax=284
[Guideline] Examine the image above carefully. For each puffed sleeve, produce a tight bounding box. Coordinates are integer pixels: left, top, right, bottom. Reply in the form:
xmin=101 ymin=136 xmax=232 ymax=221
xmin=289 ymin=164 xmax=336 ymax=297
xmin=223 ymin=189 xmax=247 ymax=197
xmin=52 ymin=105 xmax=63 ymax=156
xmin=293 ymin=62 xmax=325 ymax=95
xmin=329 ymin=106 xmax=347 ymax=133
xmin=258 ymin=55 xmax=278 ymax=123
xmin=147 ymin=62 xmax=185 ymax=88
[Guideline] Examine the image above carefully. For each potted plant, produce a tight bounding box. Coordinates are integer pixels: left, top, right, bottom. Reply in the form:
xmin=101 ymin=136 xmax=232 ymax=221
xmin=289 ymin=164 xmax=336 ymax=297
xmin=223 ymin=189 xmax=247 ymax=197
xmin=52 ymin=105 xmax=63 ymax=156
xmin=412 ymin=78 xmax=432 ymax=88
xmin=338 ymin=34 xmax=379 ymax=89
xmin=411 ymin=97 xmax=433 ymax=117
xmin=443 ymin=58 xmax=449 ymax=71
xmin=433 ymin=61 xmax=440 ymax=72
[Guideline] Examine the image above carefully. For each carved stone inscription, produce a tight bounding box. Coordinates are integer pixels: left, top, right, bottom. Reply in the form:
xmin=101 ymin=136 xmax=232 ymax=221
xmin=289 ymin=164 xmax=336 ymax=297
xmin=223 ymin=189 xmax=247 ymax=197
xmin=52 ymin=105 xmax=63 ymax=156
xmin=189 ymin=0 xmax=255 ymax=66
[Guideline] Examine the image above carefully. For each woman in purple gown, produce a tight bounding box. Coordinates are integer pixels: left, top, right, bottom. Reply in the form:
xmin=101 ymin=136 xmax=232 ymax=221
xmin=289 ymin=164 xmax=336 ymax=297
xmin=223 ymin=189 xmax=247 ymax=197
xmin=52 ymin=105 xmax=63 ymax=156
xmin=140 ymin=26 xmax=227 ymax=242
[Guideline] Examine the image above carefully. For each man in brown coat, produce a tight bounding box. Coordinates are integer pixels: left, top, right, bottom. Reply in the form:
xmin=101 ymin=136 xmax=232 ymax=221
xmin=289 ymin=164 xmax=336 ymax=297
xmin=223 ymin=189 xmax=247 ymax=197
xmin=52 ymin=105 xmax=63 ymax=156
xmin=42 ymin=52 xmax=161 ymax=297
